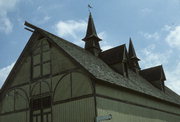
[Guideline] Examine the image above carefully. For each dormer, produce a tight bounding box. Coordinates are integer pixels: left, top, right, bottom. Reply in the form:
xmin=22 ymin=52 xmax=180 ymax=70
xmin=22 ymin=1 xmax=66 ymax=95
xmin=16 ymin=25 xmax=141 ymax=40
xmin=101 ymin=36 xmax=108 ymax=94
xmin=140 ymin=65 xmax=166 ymax=91
xmin=100 ymin=44 xmax=128 ymax=77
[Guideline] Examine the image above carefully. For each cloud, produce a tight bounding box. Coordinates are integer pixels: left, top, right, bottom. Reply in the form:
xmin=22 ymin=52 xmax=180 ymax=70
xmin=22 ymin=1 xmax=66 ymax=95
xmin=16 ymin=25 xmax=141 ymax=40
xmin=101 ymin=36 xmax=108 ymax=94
xmin=99 ymin=32 xmax=113 ymax=51
xmin=35 ymin=15 xmax=51 ymax=25
xmin=43 ymin=16 xmax=50 ymax=22
xmin=101 ymin=45 xmax=113 ymax=51
xmin=138 ymin=44 xmax=180 ymax=94
xmin=161 ymin=24 xmax=173 ymax=32
xmin=165 ymin=25 xmax=180 ymax=49
xmin=139 ymin=44 xmax=172 ymax=68
xmin=0 ymin=62 xmax=15 ymax=88
xmin=54 ymin=19 xmax=87 ymax=47
xmin=138 ymin=24 xmax=180 ymax=94
xmin=166 ymin=63 xmax=180 ymax=95
xmin=54 ymin=19 xmax=113 ymax=50
xmin=54 ymin=20 xmax=87 ymax=39
xmin=0 ymin=17 xmax=13 ymax=33
xmin=139 ymin=31 xmax=160 ymax=40
xmin=0 ymin=0 xmax=20 ymax=34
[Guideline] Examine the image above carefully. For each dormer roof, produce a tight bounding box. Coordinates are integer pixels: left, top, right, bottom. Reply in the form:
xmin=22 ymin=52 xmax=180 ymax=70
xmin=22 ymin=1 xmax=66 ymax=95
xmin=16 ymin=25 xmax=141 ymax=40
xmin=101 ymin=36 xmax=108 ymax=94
xmin=100 ymin=44 xmax=128 ymax=65
xmin=140 ymin=65 xmax=166 ymax=82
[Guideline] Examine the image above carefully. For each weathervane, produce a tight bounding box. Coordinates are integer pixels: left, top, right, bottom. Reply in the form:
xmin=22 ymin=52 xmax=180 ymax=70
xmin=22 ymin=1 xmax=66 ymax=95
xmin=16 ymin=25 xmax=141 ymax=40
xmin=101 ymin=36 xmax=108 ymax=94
xmin=88 ymin=4 xmax=93 ymax=12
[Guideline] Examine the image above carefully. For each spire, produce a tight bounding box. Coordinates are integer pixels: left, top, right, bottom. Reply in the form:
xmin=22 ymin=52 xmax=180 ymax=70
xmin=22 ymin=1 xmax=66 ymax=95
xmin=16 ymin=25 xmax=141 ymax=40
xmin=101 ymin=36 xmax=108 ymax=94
xmin=128 ymin=38 xmax=140 ymax=72
xmin=128 ymin=38 xmax=139 ymax=60
xmin=82 ymin=12 xmax=102 ymax=56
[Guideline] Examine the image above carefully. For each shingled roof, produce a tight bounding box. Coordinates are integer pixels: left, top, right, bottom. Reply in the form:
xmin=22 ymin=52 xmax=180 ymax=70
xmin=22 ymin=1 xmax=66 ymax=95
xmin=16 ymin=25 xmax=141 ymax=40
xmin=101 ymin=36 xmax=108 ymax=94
xmin=31 ymin=26 xmax=180 ymax=106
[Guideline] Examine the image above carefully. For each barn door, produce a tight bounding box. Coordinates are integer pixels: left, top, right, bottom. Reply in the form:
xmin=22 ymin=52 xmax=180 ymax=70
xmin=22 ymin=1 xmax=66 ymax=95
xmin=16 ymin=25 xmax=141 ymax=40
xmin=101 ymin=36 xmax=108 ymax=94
xmin=30 ymin=96 xmax=52 ymax=122
xmin=32 ymin=110 xmax=41 ymax=122
xmin=42 ymin=108 xmax=52 ymax=122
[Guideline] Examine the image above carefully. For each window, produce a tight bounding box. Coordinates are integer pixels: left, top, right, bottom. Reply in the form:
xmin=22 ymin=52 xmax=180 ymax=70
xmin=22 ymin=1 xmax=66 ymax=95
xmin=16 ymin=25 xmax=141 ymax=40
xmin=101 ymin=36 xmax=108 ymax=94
xmin=30 ymin=96 xmax=52 ymax=122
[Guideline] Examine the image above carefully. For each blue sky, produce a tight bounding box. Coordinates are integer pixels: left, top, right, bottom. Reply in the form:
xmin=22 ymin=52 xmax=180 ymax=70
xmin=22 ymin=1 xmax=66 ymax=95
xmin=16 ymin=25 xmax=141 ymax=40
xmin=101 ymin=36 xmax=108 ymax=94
xmin=1 ymin=0 xmax=180 ymax=94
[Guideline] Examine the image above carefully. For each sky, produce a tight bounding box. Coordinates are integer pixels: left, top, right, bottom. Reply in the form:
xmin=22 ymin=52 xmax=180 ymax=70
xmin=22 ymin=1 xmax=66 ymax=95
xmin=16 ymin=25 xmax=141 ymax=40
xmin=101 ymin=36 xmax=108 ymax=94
xmin=1 ymin=0 xmax=180 ymax=95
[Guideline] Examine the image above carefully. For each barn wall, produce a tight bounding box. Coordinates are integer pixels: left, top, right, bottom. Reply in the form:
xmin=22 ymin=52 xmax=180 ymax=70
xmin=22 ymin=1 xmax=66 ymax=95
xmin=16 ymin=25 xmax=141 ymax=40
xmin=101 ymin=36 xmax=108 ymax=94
xmin=96 ymin=84 xmax=180 ymax=114
xmin=0 ymin=36 xmax=95 ymax=122
xmin=53 ymin=97 xmax=95 ymax=122
xmin=51 ymin=46 xmax=77 ymax=75
xmin=0 ymin=111 xmax=29 ymax=122
xmin=11 ymin=56 xmax=31 ymax=87
xmin=96 ymin=84 xmax=180 ymax=122
xmin=97 ymin=97 xmax=180 ymax=122
xmin=0 ymin=84 xmax=29 ymax=114
xmin=53 ymin=72 xmax=93 ymax=102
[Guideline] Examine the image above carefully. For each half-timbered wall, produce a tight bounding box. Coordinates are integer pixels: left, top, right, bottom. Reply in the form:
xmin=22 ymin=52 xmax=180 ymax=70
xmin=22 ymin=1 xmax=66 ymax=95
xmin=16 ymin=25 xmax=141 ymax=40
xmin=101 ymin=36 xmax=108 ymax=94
xmin=0 ymin=35 xmax=95 ymax=122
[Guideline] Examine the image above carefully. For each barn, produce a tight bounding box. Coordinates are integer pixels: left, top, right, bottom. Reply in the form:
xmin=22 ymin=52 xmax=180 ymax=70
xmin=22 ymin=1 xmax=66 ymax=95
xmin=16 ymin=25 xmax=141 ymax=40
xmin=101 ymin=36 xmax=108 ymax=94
xmin=0 ymin=13 xmax=180 ymax=122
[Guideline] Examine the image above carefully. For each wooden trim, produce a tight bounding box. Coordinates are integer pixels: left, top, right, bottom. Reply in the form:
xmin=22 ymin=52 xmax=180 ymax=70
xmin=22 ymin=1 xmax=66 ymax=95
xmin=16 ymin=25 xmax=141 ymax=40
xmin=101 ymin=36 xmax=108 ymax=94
xmin=96 ymin=94 xmax=180 ymax=116
xmin=53 ymin=94 xmax=93 ymax=105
